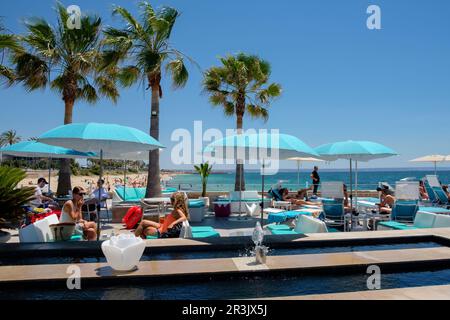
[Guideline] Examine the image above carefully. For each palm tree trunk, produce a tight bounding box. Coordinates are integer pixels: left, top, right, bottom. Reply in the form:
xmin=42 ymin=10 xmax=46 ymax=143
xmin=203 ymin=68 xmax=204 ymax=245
xmin=235 ymin=113 xmax=245 ymax=192
xmin=146 ymin=81 xmax=162 ymax=198
xmin=56 ymin=98 xmax=73 ymax=196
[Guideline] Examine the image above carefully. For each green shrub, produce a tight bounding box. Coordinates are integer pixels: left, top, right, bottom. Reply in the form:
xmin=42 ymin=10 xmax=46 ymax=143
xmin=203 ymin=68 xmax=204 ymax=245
xmin=0 ymin=166 xmax=35 ymax=227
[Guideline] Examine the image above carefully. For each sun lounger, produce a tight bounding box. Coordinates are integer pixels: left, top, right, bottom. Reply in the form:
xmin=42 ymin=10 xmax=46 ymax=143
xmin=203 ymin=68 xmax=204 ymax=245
xmin=378 ymin=211 xmax=450 ymax=230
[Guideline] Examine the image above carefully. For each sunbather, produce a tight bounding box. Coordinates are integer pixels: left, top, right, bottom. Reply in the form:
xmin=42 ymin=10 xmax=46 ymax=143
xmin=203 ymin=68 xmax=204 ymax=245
xmin=376 ymin=185 xmax=396 ymax=214
xmin=280 ymin=188 xmax=318 ymax=206
xmin=60 ymin=186 xmax=97 ymax=241
xmin=442 ymin=185 xmax=450 ymax=201
xmin=135 ymin=192 xmax=189 ymax=239
xmin=419 ymin=181 xmax=429 ymax=200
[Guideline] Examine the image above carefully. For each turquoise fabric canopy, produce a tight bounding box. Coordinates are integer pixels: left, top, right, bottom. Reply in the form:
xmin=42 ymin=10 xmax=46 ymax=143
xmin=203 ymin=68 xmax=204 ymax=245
xmin=38 ymin=123 xmax=164 ymax=154
xmin=315 ymin=140 xmax=397 ymax=161
xmin=204 ymin=133 xmax=319 ymax=160
xmin=0 ymin=141 xmax=95 ymax=158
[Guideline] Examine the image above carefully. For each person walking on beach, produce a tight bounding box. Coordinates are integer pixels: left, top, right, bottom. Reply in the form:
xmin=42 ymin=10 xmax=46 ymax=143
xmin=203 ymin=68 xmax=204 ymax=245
xmin=311 ymin=166 xmax=320 ymax=196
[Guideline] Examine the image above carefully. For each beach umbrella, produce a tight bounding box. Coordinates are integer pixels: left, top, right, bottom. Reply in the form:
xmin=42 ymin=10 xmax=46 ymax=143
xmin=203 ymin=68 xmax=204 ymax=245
xmin=287 ymin=157 xmax=324 ymax=188
xmin=315 ymin=140 xmax=398 ymax=213
xmin=0 ymin=141 xmax=95 ymax=193
xmin=38 ymin=123 xmax=164 ymax=240
xmin=410 ymin=155 xmax=448 ymax=176
xmin=204 ymin=132 xmax=319 ymax=225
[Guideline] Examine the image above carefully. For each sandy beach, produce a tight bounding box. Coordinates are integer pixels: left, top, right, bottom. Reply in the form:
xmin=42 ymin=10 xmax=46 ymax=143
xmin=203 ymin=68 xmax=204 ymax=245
xmin=20 ymin=169 xmax=177 ymax=192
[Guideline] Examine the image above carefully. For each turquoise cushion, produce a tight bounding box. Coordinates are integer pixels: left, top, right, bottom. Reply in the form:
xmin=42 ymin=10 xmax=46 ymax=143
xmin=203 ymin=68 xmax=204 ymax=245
xmin=378 ymin=221 xmax=417 ymax=230
xmin=70 ymin=235 xmax=83 ymax=241
xmin=189 ymin=200 xmax=205 ymax=208
xmin=328 ymin=228 xmax=340 ymax=233
xmin=146 ymin=235 xmax=158 ymax=240
xmin=267 ymin=224 xmax=291 ymax=231
xmin=192 ymin=231 xmax=221 ymax=238
xmin=271 ymin=229 xmax=299 ymax=235
xmin=191 ymin=226 xmax=215 ymax=233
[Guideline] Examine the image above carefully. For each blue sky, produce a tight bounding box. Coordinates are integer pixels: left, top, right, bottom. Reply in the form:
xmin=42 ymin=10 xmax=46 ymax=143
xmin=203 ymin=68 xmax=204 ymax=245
xmin=1 ymin=0 xmax=450 ymax=170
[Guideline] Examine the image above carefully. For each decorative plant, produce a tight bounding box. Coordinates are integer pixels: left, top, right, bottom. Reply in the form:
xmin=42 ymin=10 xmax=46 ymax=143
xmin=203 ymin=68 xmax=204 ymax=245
xmin=194 ymin=163 xmax=213 ymax=198
xmin=0 ymin=166 xmax=35 ymax=227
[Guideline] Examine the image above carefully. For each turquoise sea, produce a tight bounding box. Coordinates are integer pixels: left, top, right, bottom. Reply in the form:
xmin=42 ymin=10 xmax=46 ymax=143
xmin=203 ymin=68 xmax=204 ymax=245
xmin=167 ymin=169 xmax=450 ymax=192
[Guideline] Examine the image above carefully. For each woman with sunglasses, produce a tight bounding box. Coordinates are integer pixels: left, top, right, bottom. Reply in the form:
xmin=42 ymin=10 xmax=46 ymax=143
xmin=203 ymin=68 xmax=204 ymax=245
xmin=60 ymin=186 xmax=97 ymax=241
xmin=135 ymin=192 xmax=189 ymax=239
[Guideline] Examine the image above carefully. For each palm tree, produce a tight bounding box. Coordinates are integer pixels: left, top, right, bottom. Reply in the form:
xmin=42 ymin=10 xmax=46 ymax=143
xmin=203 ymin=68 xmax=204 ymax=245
xmin=0 ymin=129 xmax=21 ymax=146
xmin=203 ymin=53 xmax=282 ymax=191
xmin=0 ymin=19 xmax=22 ymax=84
xmin=101 ymin=1 xmax=190 ymax=198
xmin=13 ymin=2 xmax=120 ymax=196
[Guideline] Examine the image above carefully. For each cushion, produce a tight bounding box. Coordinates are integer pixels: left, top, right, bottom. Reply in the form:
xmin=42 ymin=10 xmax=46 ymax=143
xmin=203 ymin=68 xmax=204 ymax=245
xmin=189 ymin=200 xmax=206 ymax=208
xmin=191 ymin=226 xmax=215 ymax=233
xmin=267 ymin=224 xmax=291 ymax=231
xmin=271 ymin=229 xmax=299 ymax=235
xmin=414 ymin=212 xmax=437 ymax=228
xmin=433 ymin=215 xmax=450 ymax=228
xmin=192 ymin=231 xmax=220 ymax=238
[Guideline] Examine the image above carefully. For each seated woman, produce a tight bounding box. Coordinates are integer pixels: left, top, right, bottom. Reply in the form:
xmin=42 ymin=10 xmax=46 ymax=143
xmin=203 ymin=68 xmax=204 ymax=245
xmin=376 ymin=186 xmax=396 ymax=214
xmin=419 ymin=181 xmax=429 ymax=200
xmin=134 ymin=192 xmax=189 ymax=239
xmin=60 ymin=186 xmax=97 ymax=241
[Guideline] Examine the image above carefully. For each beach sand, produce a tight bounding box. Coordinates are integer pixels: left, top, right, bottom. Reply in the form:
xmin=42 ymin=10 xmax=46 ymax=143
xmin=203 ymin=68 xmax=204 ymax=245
xmin=21 ymin=170 xmax=176 ymax=192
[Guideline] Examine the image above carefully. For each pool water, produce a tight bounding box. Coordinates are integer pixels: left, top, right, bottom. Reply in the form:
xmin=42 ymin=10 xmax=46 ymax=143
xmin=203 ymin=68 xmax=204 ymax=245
xmin=2 ymin=268 xmax=450 ymax=300
xmin=0 ymin=241 xmax=442 ymax=266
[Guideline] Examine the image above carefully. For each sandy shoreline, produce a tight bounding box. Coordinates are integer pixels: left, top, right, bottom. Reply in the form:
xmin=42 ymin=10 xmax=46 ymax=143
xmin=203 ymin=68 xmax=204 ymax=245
xmin=20 ymin=169 xmax=179 ymax=192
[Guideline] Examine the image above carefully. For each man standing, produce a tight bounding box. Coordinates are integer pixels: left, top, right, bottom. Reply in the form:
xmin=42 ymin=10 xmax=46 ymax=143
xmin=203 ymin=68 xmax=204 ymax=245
xmin=311 ymin=166 xmax=320 ymax=196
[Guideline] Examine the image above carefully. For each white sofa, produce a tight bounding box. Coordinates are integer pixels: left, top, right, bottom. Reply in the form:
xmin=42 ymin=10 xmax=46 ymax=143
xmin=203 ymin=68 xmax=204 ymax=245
xmin=19 ymin=214 xmax=60 ymax=243
xmin=294 ymin=215 xmax=329 ymax=234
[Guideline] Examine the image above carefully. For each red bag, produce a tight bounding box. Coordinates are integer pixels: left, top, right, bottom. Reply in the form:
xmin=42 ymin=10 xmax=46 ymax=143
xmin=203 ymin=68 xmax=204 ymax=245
xmin=122 ymin=206 xmax=143 ymax=229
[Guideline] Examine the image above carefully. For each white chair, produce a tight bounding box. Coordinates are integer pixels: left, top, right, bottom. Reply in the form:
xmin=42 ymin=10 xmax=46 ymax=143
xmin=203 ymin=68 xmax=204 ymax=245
xmin=19 ymin=214 xmax=59 ymax=243
xmin=101 ymin=234 xmax=146 ymax=271
xmin=321 ymin=181 xmax=344 ymax=199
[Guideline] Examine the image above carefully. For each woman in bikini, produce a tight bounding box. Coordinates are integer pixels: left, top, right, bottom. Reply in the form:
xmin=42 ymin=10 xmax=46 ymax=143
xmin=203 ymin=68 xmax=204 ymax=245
xmin=134 ymin=192 xmax=189 ymax=239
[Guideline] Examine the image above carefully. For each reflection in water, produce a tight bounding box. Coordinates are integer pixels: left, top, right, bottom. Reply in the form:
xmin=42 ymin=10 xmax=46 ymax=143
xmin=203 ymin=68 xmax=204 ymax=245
xmin=102 ymin=287 xmax=145 ymax=300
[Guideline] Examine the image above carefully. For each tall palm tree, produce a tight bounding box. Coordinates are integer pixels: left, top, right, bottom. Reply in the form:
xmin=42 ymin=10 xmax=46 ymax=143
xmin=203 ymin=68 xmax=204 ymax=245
xmin=0 ymin=129 xmax=21 ymax=146
xmin=101 ymin=1 xmax=190 ymax=198
xmin=13 ymin=2 xmax=120 ymax=196
xmin=0 ymin=20 xmax=22 ymax=84
xmin=203 ymin=53 xmax=282 ymax=191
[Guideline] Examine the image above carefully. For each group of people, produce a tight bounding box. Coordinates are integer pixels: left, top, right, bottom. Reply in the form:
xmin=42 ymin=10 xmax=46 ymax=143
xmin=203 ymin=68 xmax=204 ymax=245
xmin=30 ymin=178 xmax=112 ymax=241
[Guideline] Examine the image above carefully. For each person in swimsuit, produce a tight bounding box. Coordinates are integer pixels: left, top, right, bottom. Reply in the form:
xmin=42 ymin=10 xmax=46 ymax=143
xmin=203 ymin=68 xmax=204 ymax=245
xmin=134 ymin=192 xmax=189 ymax=239
xmin=60 ymin=186 xmax=97 ymax=241
xmin=279 ymin=188 xmax=318 ymax=206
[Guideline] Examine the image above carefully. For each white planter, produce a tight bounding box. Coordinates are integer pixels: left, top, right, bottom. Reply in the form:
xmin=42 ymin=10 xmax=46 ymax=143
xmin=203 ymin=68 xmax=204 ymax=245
xmin=101 ymin=234 xmax=146 ymax=271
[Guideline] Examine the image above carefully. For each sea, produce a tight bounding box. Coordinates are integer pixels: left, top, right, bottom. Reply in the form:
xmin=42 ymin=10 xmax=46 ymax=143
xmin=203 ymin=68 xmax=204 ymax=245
xmin=166 ymin=169 xmax=450 ymax=192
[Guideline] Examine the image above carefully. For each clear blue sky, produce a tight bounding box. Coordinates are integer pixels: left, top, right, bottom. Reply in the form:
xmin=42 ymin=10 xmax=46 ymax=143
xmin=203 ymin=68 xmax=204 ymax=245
xmin=1 ymin=0 xmax=450 ymax=170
